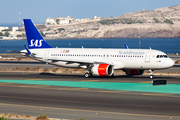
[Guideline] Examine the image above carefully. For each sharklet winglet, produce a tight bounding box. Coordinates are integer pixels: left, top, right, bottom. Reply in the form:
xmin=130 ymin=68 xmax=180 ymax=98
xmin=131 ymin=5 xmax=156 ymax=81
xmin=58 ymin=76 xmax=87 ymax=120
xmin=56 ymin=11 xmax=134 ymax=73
xmin=125 ymin=44 xmax=129 ymax=49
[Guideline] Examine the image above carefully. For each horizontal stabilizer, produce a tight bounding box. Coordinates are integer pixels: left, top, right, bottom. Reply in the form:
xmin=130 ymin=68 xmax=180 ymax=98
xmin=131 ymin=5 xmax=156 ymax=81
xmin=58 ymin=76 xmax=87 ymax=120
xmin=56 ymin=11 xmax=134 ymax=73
xmin=24 ymin=45 xmax=32 ymax=57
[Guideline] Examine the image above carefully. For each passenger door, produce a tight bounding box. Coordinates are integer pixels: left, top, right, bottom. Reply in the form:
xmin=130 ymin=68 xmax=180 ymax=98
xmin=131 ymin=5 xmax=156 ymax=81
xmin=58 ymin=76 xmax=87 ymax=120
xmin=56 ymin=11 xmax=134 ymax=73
xmin=44 ymin=50 xmax=50 ymax=58
xmin=145 ymin=51 xmax=151 ymax=62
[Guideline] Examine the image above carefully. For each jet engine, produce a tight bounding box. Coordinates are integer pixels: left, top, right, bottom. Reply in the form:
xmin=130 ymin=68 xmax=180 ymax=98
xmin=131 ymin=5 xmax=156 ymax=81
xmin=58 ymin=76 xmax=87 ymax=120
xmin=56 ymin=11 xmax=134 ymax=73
xmin=124 ymin=69 xmax=144 ymax=75
xmin=91 ymin=64 xmax=114 ymax=76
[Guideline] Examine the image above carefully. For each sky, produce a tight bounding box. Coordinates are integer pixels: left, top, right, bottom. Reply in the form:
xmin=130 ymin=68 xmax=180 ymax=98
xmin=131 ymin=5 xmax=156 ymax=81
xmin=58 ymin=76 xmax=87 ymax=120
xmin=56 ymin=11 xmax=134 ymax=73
xmin=0 ymin=0 xmax=180 ymax=24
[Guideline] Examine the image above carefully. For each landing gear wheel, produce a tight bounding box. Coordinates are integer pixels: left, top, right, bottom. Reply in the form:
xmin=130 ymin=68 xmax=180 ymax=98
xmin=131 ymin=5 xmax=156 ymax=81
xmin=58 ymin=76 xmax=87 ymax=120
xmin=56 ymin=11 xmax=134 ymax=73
xmin=89 ymin=73 xmax=93 ymax=78
xmin=84 ymin=73 xmax=92 ymax=78
xmin=150 ymin=75 xmax=155 ymax=79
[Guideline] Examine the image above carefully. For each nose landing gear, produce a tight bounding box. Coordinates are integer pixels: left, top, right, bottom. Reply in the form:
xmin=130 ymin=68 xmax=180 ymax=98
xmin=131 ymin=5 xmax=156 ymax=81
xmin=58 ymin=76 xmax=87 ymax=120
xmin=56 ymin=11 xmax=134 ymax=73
xmin=149 ymin=69 xmax=155 ymax=79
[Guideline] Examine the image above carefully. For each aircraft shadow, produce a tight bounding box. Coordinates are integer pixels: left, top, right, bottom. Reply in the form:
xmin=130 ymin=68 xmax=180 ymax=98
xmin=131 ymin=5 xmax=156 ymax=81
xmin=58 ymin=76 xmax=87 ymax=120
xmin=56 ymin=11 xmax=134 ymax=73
xmin=38 ymin=72 xmax=176 ymax=80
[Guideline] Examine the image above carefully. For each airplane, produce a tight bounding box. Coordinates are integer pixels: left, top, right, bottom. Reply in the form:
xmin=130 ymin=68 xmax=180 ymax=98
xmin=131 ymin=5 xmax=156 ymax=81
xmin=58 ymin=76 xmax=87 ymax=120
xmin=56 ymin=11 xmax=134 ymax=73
xmin=20 ymin=19 xmax=174 ymax=79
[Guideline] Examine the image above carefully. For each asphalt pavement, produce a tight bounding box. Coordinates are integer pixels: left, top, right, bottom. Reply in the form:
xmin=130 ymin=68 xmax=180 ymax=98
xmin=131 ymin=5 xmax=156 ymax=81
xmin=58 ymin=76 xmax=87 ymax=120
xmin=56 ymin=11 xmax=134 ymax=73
xmin=0 ymin=72 xmax=180 ymax=120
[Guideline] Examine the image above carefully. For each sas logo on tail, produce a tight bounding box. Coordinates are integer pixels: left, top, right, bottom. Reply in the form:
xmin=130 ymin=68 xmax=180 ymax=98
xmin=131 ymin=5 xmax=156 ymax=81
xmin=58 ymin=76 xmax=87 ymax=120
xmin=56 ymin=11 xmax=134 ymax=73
xmin=29 ymin=39 xmax=43 ymax=47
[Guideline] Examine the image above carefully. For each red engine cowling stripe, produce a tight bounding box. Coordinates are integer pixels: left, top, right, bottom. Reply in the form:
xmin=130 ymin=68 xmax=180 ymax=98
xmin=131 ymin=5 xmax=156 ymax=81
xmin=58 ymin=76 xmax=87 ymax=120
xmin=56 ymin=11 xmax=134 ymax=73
xmin=98 ymin=64 xmax=109 ymax=76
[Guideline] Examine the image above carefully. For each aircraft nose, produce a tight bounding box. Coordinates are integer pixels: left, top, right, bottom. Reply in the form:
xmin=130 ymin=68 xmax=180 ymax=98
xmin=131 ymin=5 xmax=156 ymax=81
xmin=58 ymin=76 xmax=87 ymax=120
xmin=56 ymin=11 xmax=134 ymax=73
xmin=167 ymin=59 xmax=174 ymax=68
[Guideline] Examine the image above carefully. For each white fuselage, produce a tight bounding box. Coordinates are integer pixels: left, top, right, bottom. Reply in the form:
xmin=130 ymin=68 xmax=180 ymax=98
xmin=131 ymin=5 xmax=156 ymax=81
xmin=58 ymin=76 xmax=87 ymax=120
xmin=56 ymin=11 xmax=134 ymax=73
xmin=21 ymin=48 xmax=174 ymax=70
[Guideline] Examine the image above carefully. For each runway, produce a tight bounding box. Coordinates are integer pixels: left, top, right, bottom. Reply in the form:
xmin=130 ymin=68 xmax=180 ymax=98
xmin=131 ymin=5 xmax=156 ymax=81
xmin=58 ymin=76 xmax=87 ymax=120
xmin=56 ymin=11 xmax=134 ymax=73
xmin=0 ymin=72 xmax=180 ymax=120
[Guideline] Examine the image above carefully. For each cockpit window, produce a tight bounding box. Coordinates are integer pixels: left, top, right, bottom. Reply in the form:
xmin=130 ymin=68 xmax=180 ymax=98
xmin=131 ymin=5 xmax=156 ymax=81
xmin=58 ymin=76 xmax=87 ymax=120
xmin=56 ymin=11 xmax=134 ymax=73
xmin=163 ymin=55 xmax=168 ymax=58
xmin=156 ymin=55 xmax=169 ymax=58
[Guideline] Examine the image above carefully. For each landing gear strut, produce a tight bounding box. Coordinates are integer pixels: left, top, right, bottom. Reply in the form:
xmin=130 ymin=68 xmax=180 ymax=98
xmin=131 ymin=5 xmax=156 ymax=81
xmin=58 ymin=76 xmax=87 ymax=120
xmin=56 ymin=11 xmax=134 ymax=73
xmin=149 ymin=69 xmax=155 ymax=79
xmin=84 ymin=65 xmax=93 ymax=78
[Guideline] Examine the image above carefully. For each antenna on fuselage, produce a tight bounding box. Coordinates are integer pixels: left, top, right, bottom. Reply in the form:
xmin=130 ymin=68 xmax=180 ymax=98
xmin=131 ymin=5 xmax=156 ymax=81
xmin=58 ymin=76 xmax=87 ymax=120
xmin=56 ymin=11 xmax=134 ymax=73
xmin=82 ymin=46 xmax=84 ymax=49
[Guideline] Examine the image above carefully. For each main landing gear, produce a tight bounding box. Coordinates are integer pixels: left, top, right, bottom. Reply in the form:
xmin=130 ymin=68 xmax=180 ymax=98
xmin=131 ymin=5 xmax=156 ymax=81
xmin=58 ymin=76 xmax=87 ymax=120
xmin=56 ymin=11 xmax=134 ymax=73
xmin=84 ymin=65 xmax=93 ymax=78
xmin=149 ymin=69 xmax=155 ymax=79
xmin=84 ymin=72 xmax=93 ymax=78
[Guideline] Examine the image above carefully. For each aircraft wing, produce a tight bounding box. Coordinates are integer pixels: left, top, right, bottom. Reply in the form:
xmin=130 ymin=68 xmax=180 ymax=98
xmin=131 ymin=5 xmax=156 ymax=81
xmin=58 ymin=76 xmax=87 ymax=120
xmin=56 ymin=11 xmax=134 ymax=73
xmin=47 ymin=58 xmax=95 ymax=65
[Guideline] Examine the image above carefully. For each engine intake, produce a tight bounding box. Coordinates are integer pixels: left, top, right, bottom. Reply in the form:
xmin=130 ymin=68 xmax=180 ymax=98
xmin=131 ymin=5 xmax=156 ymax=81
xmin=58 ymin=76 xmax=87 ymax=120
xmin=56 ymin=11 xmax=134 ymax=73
xmin=91 ymin=64 xmax=114 ymax=76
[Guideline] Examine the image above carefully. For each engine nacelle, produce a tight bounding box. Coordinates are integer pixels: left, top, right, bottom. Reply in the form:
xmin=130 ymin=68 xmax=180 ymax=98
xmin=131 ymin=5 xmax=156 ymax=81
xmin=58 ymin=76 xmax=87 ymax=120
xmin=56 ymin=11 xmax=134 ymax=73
xmin=124 ymin=69 xmax=144 ymax=75
xmin=91 ymin=64 xmax=114 ymax=76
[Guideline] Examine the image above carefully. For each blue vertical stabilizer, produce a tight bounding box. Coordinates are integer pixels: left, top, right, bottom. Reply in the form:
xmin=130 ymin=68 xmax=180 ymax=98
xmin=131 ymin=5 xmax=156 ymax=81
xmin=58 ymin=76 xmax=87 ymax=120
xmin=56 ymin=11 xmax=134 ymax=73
xmin=23 ymin=19 xmax=52 ymax=49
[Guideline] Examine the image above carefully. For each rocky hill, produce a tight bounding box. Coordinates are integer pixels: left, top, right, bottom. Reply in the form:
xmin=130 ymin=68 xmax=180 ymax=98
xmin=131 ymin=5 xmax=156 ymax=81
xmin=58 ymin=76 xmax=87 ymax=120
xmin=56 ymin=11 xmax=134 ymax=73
xmin=39 ymin=4 xmax=180 ymax=39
